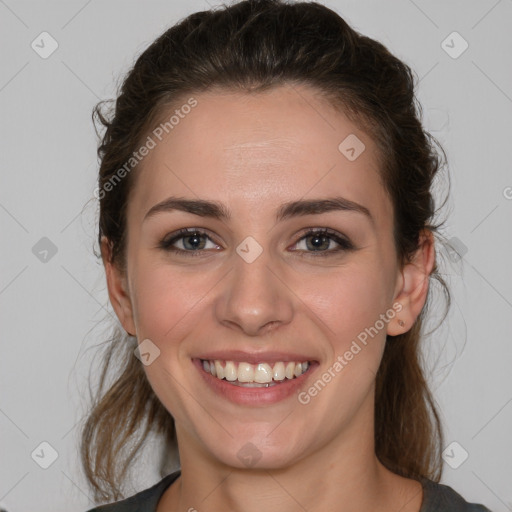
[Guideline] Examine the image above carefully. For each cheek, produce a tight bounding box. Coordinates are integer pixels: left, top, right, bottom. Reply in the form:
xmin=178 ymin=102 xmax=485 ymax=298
xmin=303 ymin=263 xmax=393 ymax=347
xmin=130 ymin=263 xmax=211 ymax=423
xmin=130 ymin=261 xmax=207 ymax=346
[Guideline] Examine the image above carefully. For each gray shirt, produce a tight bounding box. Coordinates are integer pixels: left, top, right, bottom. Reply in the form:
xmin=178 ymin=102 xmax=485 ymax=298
xmin=86 ymin=471 xmax=493 ymax=511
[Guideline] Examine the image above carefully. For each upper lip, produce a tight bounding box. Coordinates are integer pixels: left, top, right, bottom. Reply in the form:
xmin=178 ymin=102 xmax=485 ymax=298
xmin=195 ymin=350 xmax=317 ymax=365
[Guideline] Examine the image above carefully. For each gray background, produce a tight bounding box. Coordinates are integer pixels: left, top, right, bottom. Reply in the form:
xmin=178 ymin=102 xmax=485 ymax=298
xmin=1 ymin=0 xmax=511 ymax=510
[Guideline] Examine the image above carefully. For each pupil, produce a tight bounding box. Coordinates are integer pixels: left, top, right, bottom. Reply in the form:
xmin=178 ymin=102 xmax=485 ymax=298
xmin=186 ymin=234 xmax=203 ymax=250
xmin=309 ymin=235 xmax=328 ymax=251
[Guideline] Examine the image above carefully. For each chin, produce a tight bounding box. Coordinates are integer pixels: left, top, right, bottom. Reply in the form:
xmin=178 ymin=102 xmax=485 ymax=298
xmin=201 ymin=431 xmax=310 ymax=471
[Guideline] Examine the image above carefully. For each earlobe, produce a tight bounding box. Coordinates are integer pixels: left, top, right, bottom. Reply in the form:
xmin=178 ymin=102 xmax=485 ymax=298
xmin=101 ymin=236 xmax=137 ymax=337
xmin=386 ymin=230 xmax=435 ymax=336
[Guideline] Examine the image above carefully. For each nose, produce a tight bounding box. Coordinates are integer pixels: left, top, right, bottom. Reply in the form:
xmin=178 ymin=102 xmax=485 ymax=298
xmin=215 ymin=247 xmax=294 ymax=337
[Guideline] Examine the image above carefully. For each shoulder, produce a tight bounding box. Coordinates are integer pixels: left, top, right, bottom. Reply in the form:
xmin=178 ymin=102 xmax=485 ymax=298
xmin=84 ymin=471 xmax=180 ymax=512
xmin=420 ymin=477 xmax=493 ymax=512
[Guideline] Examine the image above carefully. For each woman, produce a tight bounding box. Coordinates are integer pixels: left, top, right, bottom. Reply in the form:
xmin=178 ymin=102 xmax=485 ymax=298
xmin=82 ymin=1 xmax=492 ymax=510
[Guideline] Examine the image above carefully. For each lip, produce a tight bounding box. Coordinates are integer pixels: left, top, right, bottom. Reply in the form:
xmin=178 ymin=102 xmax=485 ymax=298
xmin=193 ymin=357 xmax=318 ymax=406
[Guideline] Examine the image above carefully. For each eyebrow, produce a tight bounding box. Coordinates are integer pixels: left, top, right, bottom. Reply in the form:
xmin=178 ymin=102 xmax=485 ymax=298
xmin=143 ymin=196 xmax=373 ymax=225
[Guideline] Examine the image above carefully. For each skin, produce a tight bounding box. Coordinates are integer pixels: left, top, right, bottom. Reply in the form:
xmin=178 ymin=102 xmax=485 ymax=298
xmin=102 ymin=83 xmax=435 ymax=512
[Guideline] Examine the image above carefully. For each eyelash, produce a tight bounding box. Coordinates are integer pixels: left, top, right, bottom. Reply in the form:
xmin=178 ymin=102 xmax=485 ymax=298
xmin=157 ymin=227 xmax=355 ymax=258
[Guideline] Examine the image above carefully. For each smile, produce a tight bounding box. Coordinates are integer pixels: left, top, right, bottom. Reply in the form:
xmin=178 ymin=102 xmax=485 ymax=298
xmin=201 ymin=359 xmax=311 ymax=387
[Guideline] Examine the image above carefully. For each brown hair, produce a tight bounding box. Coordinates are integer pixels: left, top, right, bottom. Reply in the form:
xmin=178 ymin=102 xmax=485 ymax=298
xmin=82 ymin=0 xmax=450 ymax=502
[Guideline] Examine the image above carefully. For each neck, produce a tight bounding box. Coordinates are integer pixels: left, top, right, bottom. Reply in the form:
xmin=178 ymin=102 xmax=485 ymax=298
xmin=159 ymin=409 xmax=423 ymax=512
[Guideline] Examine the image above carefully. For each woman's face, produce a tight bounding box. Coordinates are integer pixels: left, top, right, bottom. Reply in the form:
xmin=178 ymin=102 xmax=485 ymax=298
xmin=108 ymin=84 xmax=414 ymax=469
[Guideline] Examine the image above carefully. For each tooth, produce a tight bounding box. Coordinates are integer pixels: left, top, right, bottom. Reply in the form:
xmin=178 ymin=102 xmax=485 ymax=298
xmin=208 ymin=359 xmax=310 ymax=383
xmin=238 ymin=362 xmax=255 ymax=382
xmin=254 ymin=363 xmax=272 ymax=383
xmin=272 ymin=362 xmax=285 ymax=381
xmin=285 ymin=362 xmax=295 ymax=379
xmin=232 ymin=381 xmax=274 ymax=388
xmin=224 ymin=361 xmax=237 ymax=381
xmin=214 ymin=361 xmax=225 ymax=379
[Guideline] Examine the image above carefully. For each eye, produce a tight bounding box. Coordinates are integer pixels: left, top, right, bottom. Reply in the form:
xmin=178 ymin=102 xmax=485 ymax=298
xmin=158 ymin=228 xmax=221 ymax=256
xmin=290 ymin=228 xmax=355 ymax=256
xmin=158 ymin=227 xmax=355 ymax=258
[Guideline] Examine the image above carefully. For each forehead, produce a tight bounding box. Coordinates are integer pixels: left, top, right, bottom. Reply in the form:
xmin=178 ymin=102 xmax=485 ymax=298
xmin=128 ymin=84 xmax=392 ymax=228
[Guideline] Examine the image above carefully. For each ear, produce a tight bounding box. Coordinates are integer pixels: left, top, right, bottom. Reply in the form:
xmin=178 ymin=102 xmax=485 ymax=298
xmin=101 ymin=236 xmax=137 ymax=337
xmin=387 ymin=229 xmax=435 ymax=336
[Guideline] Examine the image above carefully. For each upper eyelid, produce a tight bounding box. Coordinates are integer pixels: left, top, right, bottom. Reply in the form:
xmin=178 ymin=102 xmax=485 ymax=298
xmin=162 ymin=227 xmax=220 ymax=245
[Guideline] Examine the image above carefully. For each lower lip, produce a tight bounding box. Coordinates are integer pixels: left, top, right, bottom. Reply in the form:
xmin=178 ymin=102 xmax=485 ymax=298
xmin=193 ymin=359 xmax=318 ymax=406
